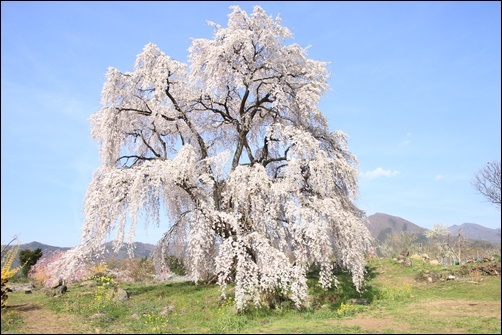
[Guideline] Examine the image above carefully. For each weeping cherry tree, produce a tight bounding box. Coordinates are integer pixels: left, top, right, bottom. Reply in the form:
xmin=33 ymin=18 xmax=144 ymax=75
xmin=63 ymin=5 xmax=372 ymax=310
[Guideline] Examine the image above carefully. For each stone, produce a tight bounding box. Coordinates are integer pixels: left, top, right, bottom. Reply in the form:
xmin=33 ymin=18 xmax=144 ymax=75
xmin=107 ymin=287 xmax=130 ymax=301
xmin=115 ymin=288 xmax=129 ymax=301
xmin=402 ymin=258 xmax=412 ymax=267
xmin=429 ymin=271 xmax=441 ymax=282
xmin=55 ymin=285 xmax=67 ymax=296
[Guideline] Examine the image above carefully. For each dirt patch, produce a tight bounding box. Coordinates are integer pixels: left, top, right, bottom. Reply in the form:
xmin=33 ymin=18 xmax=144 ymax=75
xmin=7 ymin=303 xmax=85 ymax=334
xmin=409 ymin=300 xmax=501 ymax=318
xmin=334 ymin=300 xmax=501 ymax=334
xmin=336 ymin=316 xmax=412 ymax=333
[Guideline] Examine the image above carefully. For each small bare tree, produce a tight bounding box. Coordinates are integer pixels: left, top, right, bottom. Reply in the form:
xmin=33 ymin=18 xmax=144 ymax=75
xmin=424 ymin=223 xmax=450 ymax=264
xmin=378 ymin=232 xmax=421 ymax=258
xmin=472 ymin=160 xmax=501 ymax=210
xmin=455 ymin=229 xmax=462 ymax=263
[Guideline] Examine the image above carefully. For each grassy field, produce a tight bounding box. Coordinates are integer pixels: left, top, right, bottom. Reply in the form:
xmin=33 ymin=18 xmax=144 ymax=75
xmin=1 ymin=258 xmax=500 ymax=334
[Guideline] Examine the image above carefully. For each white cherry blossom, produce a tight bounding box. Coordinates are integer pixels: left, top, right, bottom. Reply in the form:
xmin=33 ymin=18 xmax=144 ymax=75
xmin=57 ymin=5 xmax=372 ymax=310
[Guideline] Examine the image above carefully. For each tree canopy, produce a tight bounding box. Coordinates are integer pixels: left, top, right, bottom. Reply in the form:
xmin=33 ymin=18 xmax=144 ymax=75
xmin=59 ymin=5 xmax=372 ymax=310
xmin=472 ymin=160 xmax=501 ymax=210
xmin=19 ymin=248 xmax=43 ymax=277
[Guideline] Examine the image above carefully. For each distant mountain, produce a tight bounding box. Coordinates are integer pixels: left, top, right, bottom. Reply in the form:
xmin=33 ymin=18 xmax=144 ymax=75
xmin=0 ymin=241 xmax=72 ymax=269
xmin=365 ymin=213 xmax=500 ymax=246
xmin=100 ymin=241 xmax=156 ymax=260
xmin=3 ymin=215 xmax=499 ymax=269
xmin=18 ymin=241 xmax=72 ymax=254
xmin=366 ymin=213 xmax=427 ymax=242
xmin=448 ymin=223 xmax=501 ymax=244
xmin=1 ymin=241 xmax=156 ymax=269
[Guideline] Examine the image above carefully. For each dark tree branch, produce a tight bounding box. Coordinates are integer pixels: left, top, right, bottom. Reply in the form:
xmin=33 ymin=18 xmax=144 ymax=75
xmin=165 ymin=79 xmax=209 ymax=159
xmin=472 ymin=160 xmax=501 ymax=209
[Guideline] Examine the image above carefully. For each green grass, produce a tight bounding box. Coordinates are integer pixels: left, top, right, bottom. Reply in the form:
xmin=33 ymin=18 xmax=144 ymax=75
xmin=0 ymin=308 xmax=24 ymax=333
xmin=2 ymin=258 xmax=500 ymax=334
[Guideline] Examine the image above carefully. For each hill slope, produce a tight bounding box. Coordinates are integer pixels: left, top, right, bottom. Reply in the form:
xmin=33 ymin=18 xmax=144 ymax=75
xmin=100 ymin=241 xmax=156 ymax=260
xmin=448 ymin=223 xmax=501 ymax=244
xmin=366 ymin=213 xmax=427 ymax=242
xmin=365 ymin=213 xmax=500 ymax=246
xmin=2 ymin=241 xmax=155 ymax=269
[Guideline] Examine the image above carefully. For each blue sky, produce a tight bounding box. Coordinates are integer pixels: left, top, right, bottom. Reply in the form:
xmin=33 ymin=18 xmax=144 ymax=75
xmin=2 ymin=1 xmax=500 ymax=247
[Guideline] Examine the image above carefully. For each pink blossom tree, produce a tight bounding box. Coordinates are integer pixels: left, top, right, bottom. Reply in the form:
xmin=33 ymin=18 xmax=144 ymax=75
xmin=29 ymin=250 xmax=91 ymax=286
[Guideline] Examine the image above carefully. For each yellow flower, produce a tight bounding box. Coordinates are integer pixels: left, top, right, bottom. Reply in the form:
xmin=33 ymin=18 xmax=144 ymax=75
xmin=1 ymin=241 xmax=23 ymax=280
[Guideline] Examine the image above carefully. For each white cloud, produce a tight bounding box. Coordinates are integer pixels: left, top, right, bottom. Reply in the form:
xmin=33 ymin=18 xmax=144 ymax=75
xmin=361 ymin=167 xmax=400 ymax=179
xmin=434 ymin=175 xmax=444 ymax=180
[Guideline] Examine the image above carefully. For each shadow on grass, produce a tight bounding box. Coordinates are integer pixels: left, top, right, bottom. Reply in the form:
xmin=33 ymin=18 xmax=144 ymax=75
xmin=306 ymin=263 xmax=380 ymax=310
xmin=7 ymin=303 xmax=42 ymax=312
xmin=126 ymin=263 xmax=383 ymax=313
xmin=123 ymin=280 xmax=210 ymax=297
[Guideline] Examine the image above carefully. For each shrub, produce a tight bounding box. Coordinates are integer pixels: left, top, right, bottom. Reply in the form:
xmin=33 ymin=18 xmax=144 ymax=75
xmin=1 ymin=237 xmax=23 ymax=308
xmin=166 ymin=256 xmax=186 ymax=276
xmin=28 ymin=250 xmax=91 ymax=287
xmin=19 ymin=248 xmax=42 ymax=277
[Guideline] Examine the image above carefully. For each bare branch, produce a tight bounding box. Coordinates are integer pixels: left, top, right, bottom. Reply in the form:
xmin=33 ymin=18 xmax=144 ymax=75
xmin=472 ymin=160 xmax=501 ymax=209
